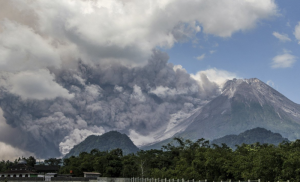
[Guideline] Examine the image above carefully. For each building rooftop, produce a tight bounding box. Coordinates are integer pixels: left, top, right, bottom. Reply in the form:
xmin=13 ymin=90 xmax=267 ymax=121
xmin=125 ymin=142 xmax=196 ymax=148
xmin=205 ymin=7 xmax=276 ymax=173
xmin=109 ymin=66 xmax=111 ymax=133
xmin=34 ymin=165 xmax=60 ymax=172
xmin=2 ymin=170 xmax=37 ymax=174
xmin=83 ymin=172 xmax=100 ymax=174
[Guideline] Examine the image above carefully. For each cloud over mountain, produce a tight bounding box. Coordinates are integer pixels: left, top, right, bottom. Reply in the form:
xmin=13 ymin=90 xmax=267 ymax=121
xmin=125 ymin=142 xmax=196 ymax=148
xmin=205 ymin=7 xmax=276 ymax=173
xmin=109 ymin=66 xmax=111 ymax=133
xmin=272 ymin=51 xmax=297 ymax=68
xmin=0 ymin=0 xmax=277 ymax=158
xmin=0 ymin=0 xmax=277 ymax=67
xmin=0 ymin=51 xmax=223 ymax=157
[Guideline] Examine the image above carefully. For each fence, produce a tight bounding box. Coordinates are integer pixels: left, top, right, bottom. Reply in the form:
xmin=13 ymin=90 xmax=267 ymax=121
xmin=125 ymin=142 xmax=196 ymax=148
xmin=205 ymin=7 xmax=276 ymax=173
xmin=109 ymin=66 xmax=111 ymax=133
xmin=0 ymin=177 xmax=44 ymax=181
xmin=0 ymin=177 xmax=292 ymax=182
xmin=98 ymin=177 xmax=130 ymax=182
xmin=51 ymin=177 xmax=97 ymax=181
xmin=130 ymin=178 xmax=291 ymax=182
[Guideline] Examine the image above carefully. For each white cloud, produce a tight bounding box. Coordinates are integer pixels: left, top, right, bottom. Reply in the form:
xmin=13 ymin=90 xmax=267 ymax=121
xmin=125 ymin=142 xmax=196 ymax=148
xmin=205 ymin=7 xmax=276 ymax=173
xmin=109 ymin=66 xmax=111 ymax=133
xmin=130 ymin=85 xmax=146 ymax=102
xmin=0 ymin=0 xmax=277 ymax=104
xmin=210 ymin=50 xmax=216 ymax=54
xmin=0 ymin=0 xmax=279 ymax=156
xmin=85 ymin=85 xmax=103 ymax=99
xmin=196 ymin=54 xmax=206 ymax=60
xmin=0 ymin=0 xmax=277 ymax=66
xmin=295 ymin=22 xmax=300 ymax=44
xmin=0 ymin=142 xmax=34 ymax=161
xmin=128 ymin=129 xmax=156 ymax=147
xmin=114 ymin=85 xmax=124 ymax=93
xmin=149 ymin=86 xmax=192 ymax=99
xmin=59 ymin=126 xmax=105 ymax=155
xmin=272 ymin=32 xmax=291 ymax=42
xmin=0 ymin=20 xmax=61 ymax=72
xmin=267 ymin=80 xmax=275 ymax=87
xmin=172 ymin=65 xmax=186 ymax=72
xmin=272 ymin=52 xmax=297 ymax=68
xmin=192 ymin=68 xmax=238 ymax=87
xmin=9 ymin=69 xmax=74 ymax=100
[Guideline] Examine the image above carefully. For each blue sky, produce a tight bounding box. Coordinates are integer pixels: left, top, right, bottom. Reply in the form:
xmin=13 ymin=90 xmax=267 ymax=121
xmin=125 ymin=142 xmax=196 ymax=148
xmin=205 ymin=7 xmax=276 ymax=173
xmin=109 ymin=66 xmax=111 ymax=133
xmin=167 ymin=0 xmax=300 ymax=103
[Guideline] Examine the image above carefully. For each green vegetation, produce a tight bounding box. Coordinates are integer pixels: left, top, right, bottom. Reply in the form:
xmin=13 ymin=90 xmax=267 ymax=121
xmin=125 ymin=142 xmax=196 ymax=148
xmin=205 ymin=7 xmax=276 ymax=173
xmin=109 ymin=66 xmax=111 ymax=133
xmin=212 ymin=127 xmax=288 ymax=149
xmin=3 ymin=138 xmax=300 ymax=181
xmin=0 ymin=156 xmax=36 ymax=172
xmin=64 ymin=131 xmax=140 ymax=158
xmin=60 ymin=138 xmax=300 ymax=181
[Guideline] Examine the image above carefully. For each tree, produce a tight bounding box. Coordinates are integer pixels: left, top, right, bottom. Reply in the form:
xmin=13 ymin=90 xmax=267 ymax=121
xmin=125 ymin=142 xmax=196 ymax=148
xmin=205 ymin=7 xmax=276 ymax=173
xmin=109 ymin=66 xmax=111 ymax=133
xmin=105 ymin=149 xmax=123 ymax=177
xmin=25 ymin=156 xmax=36 ymax=167
xmin=121 ymin=154 xmax=138 ymax=177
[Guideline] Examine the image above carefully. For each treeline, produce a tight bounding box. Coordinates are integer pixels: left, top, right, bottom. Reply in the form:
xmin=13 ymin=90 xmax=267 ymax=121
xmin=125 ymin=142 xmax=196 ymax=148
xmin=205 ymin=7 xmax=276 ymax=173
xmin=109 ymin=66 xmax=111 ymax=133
xmin=60 ymin=138 xmax=300 ymax=182
xmin=0 ymin=156 xmax=61 ymax=172
xmin=0 ymin=156 xmax=36 ymax=171
xmin=2 ymin=138 xmax=300 ymax=181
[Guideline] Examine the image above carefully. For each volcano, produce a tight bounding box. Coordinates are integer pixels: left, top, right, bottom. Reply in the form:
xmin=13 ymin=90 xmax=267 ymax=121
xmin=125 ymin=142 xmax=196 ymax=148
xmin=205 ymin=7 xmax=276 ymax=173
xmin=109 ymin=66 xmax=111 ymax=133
xmin=175 ymin=78 xmax=300 ymax=141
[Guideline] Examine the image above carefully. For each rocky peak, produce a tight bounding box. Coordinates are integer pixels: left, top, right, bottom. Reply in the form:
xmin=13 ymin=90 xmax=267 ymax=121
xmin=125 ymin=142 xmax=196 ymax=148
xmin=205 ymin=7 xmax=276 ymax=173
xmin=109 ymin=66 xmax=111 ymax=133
xmin=222 ymin=78 xmax=300 ymax=120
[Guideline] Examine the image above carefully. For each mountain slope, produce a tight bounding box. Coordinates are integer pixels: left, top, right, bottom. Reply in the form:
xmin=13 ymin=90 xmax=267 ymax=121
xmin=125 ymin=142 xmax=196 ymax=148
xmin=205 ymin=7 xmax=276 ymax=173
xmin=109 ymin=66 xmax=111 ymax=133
xmin=174 ymin=78 xmax=300 ymax=141
xmin=64 ymin=131 xmax=139 ymax=158
xmin=212 ymin=127 xmax=288 ymax=149
xmin=141 ymin=137 xmax=174 ymax=150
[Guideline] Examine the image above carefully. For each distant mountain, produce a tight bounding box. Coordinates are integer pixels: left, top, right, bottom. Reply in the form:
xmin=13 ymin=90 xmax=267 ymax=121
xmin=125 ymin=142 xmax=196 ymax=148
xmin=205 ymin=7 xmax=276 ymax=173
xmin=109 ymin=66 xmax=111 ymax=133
xmin=176 ymin=78 xmax=300 ymax=141
xmin=64 ymin=131 xmax=139 ymax=158
xmin=142 ymin=78 xmax=300 ymax=150
xmin=211 ymin=127 xmax=288 ymax=149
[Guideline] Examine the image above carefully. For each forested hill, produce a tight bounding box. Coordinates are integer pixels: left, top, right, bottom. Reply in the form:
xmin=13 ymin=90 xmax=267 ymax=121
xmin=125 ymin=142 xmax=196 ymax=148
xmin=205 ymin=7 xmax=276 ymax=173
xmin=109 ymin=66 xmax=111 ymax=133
xmin=212 ymin=127 xmax=288 ymax=149
xmin=59 ymin=138 xmax=300 ymax=181
xmin=64 ymin=131 xmax=139 ymax=158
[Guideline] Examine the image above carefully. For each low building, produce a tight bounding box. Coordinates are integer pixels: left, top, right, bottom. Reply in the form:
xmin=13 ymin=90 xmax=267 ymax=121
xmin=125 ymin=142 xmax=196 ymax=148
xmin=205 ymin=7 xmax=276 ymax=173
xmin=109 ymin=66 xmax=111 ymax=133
xmin=56 ymin=174 xmax=74 ymax=178
xmin=0 ymin=159 xmax=38 ymax=178
xmin=34 ymin=165 xmax=60 ymax=174
xmin=45 ymin=173 xmax=57 ymax=181
xmin=83 ymin=172 xmax=100 ymax=178
xmin=0 ymin=159 xmax=61 ymax=178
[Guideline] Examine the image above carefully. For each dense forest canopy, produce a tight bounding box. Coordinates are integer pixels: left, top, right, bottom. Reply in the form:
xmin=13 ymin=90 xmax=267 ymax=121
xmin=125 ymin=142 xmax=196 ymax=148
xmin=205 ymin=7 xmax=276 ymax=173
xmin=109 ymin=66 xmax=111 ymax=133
xmin=2 ymin=139 xmax=300 ymax=182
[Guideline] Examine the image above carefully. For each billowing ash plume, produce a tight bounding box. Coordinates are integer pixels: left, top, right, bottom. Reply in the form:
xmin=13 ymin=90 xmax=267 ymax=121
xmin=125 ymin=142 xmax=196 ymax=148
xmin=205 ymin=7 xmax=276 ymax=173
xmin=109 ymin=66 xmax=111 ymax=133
xmin=0 ymin=0 xmax=277 ymax=158
xmin=0 ymin=50 xmax=221 ymax=158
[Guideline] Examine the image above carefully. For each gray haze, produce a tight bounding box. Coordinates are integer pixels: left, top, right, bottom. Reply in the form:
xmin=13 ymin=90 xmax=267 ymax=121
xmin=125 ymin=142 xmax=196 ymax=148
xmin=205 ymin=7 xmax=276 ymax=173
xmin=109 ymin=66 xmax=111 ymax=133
xmin=0 ymin=0 xmax=277 ymax=158
xmin=0 ymin=50 xmax=221 ymax=158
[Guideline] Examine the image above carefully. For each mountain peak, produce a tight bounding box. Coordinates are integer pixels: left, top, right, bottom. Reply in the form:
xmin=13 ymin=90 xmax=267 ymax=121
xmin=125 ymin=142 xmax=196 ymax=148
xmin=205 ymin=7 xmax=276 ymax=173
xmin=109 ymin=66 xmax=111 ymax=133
xmin=64 ymin=131 xmax=139 ymax=158
xmin=178 ymin=78 xmax=300 ymax=141
xmin=222 ymin=78 xmax=265 ymax=98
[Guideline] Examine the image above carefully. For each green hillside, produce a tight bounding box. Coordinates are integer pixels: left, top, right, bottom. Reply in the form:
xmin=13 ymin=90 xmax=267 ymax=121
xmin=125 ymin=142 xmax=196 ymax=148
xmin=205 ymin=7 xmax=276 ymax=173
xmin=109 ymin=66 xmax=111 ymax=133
xmin=64 ymin=131 xmax=139 ymax=158
xmin=212 ymin=127 xmax=288 ymax=149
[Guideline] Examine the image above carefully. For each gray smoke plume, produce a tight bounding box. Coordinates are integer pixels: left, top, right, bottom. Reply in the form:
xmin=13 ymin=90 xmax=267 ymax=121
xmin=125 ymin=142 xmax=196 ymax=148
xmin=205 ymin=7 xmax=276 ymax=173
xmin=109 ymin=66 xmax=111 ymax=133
xmin=0 ymin=0 xmax=277 ymax=158
xmin=0 ymin=50 xmax=221 ymax=158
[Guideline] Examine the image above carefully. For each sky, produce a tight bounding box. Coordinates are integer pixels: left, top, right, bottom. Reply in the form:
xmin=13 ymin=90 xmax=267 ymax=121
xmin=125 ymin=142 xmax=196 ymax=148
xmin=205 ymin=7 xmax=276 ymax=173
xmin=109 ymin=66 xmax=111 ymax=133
xmin=0 ymin=0 xmax=300 ymax=160
xmin=166 ymin=0 xmax=300 ymax=104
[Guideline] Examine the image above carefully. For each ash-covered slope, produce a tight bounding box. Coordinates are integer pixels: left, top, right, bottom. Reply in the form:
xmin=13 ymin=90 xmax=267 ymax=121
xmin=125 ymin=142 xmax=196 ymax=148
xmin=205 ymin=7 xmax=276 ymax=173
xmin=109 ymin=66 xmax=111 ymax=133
xmin=212 ymin=127 xmax=288 ymax=149
xmin=64 ymin=131 xmax=139 ymax=158
xmin=178 ymin=78 xmax=300 ymax=141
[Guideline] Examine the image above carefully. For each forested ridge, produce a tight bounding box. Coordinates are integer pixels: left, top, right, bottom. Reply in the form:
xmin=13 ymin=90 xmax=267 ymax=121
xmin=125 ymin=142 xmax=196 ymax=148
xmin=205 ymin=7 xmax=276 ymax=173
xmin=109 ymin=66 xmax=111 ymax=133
xmin=2 ymin=138 xmax=300 ymax=182
xmin=65 ymin=131 xmax=140 ymax=158
xmin=60 ymin=138 xmax=300 ymax=181
xmin=211 ymin=127 xmax=288 ymax=149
